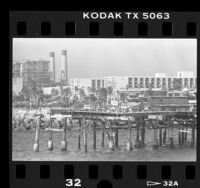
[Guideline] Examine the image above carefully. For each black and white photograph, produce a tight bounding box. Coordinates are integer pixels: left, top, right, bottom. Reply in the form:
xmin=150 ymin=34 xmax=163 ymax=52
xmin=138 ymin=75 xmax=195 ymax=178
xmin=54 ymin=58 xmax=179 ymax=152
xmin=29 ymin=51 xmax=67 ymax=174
xmin=12 ymin=38 xmax=197 ymax=161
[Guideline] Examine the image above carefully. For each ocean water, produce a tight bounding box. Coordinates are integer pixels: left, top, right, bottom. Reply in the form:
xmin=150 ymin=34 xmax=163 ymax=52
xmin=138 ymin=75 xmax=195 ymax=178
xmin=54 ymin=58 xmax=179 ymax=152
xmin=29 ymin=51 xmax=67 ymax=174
xmin=12 ymin=128 xmax=196 ymax=161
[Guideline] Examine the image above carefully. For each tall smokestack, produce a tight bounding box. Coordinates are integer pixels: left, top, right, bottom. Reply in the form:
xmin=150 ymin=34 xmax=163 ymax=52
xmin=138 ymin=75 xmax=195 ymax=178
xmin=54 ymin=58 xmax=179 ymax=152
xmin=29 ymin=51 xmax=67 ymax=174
xmin=20 ymin=63 xmax=23 ymax=77
xmin=61 ymin=50 xmax=68 ymax=85
xmin=49 ymin=52 xmax=55 ymax=83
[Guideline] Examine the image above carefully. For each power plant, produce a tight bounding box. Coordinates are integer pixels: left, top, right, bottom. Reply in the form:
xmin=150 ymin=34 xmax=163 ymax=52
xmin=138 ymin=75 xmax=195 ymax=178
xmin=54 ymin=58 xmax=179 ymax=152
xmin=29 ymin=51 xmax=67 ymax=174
xmin=13 ymin=49 xmax=69 ymax=89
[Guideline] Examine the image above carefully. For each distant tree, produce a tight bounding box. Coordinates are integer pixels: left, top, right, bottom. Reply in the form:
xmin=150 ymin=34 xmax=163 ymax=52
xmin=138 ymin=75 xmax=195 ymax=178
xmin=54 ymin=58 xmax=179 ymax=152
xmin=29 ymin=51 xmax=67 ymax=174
xmin=126 ymin=84 xmax=129 ymax=91
xmin=63 ymin=87 xmax=71 ymax=97
xmin=107 ymin=86 xmax=113 ymax=96
xmin=88 ymin=87 xmax=92 ymax=93
xmin=97 ymin=88 xmax=108 ymax=105
xmin=21 ymin=86 xmax=30 ymax=101
xmin=74 ymin=86 xmax=79 ymax=94
xmin=89 ymin=93 xmax=97 ymax=102
xmin=120 ymin=93 xmax=126 ymax=103
xmin=91 ymin=87 xmax=96 ymax=94
xmin=79 ymin=88 xmax=86 ymax=100
xmin=51 ymin=88 xmax=59 ymax=97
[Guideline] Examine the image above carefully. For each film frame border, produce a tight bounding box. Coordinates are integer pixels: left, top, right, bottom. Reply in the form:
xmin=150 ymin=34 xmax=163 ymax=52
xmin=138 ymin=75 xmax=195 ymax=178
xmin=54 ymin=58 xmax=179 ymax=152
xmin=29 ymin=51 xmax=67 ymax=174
xmin=9 ymin=11 xmax=200 ymax=188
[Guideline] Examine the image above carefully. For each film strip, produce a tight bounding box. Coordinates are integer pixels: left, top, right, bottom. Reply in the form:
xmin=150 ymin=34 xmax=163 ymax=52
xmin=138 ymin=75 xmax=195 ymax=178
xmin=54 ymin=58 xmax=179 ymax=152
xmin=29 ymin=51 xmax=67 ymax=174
xmin=9 ymin=11 xmax=199 ymax=188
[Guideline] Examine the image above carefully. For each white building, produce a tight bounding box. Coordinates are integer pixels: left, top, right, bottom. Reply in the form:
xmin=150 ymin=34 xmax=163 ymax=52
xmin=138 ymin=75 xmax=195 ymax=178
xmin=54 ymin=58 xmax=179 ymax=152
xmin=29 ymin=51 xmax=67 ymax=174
xmin=13 ymin=77 xmax=23 ymax=95
xmin=177 ymin=71 xmax=194 ymax=78
xmin=70 ymin=78 xmax=91 ymax=88
xmin=155 ymin=73 xmax=167 ymax=78
xmin=103 ymin=76 xmax=129 ymax=91
xmin=128 ymin=71 xmax=196 ymax=90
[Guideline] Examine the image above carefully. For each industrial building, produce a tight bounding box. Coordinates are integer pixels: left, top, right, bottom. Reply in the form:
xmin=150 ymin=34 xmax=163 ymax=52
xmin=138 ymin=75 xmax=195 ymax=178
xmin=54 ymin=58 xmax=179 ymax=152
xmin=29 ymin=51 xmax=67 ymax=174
xmin=148 ymin=96 xmax=190 ymax=111
xmin=22 ymin=59 xmax=51 ymax=89
xmin=12 ymin=49 xmax=70 ymax=91
xmin=13 ymin=59 xmax=51 ymax=89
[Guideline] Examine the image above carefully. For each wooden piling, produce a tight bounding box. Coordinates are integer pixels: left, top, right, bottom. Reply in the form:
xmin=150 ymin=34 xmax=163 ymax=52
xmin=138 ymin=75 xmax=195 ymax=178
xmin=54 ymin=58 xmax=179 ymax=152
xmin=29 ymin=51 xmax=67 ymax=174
xmin=181 ymin=128 xmax=185 ymax=145
xmin=127 ymin=120 xmax=132 ymax=151
xmin=140 ymin=117 xmax=145 ymax=146
xmin=114 ymin=128 xmax=119 ymax=148
xmin=184 ymin=128 xmax=188 ymax=142
xmin=163 ymin=128 xmax=167 ymax=144
xmin=141 ymin=128 xmax=145 ymax=145
xmin=178 ymin=129 xmax=182 ymax=147
xmin=152 ymin=127 xmax=158 ymax=149
xmin=159 ymin=128 xmax=162 ymax=147
xmin=33 ymin=117 xmax=40 ymax=152
xmin=101 ymin=124 xmax=105 ymax=147
xmin=191 ymin=124 xmax=195 ymax=147
xmin=93 ymin=121 xmax=96 ymax=150
xmin=82 ymin=117 xmax=87 ymax=153
xmin=83 ymin=128 xmax=88 ymax=153
xmin=109 ymin=128 xmax=114 ymax=150
xmin=169 ymin=127 xmax=174 ymax=148
xmin=78 ymin=119 xmax=81 ymax=149
xmin=61 ymin=117 xmax=67 ymax=151
xmin=135 ymin=118 xmax=141 ymax=148
xmin=140 ymin=117 xmax=145 ymax=147
xmin=47 ymin=117 xmax=53 ymax=150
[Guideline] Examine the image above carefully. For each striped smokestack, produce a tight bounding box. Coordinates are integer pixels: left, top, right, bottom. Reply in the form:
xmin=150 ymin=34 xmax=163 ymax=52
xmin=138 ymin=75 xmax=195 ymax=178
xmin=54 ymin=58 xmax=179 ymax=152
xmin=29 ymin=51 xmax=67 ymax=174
xmin=61 ymin=50 xmax=68 ymax=85
xmin=49 ymin=52 xmax=55 ymax=83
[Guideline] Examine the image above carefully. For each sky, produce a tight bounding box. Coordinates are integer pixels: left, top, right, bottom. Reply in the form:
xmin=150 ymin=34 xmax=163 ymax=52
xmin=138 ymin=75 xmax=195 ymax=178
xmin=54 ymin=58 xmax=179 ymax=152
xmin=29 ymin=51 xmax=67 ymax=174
xmin=13 ymin=38 xmax=197 ymax=82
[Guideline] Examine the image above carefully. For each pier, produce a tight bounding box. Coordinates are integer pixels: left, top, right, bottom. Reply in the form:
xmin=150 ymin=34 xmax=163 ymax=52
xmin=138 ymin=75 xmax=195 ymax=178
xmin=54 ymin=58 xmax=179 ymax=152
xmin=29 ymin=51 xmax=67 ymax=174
xmin=33 ymin=109 xmax=196 ymax=152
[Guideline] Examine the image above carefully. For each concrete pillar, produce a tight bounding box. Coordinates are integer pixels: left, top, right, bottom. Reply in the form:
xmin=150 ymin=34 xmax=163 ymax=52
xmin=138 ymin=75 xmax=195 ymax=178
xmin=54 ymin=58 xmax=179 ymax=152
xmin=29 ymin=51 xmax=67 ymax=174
xmin=159 ymin=128 xmax=162 ymax=147
xmin=93 ymin=121 xmax=97 ymax=150
xmin=47 ymin=117 xmax=53 ymax=150
xmin=61 ymin=117 xmax=67 ymax=151
xmin=33 ymin=117 xmax=40 ymax=152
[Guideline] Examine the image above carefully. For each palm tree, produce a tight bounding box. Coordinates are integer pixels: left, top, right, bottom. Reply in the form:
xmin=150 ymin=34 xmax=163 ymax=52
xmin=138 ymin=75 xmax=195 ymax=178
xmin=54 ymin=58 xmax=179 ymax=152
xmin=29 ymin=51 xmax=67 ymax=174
xmin=63 ymin=87 xmax=71 ymax=97
xmin=107 ymin=86 xmax=113 ymax=102
xmin=97 ymin=88 xmax=108 ymax=107
xmin=79 ymin=88 xmax=86 ymax=100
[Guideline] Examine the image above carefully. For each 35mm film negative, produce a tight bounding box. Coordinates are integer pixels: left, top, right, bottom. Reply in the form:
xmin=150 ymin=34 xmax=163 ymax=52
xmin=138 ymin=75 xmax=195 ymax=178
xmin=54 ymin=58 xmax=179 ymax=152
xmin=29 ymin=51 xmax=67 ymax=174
xmin=9 ymin=11 xmax=199 ymax=188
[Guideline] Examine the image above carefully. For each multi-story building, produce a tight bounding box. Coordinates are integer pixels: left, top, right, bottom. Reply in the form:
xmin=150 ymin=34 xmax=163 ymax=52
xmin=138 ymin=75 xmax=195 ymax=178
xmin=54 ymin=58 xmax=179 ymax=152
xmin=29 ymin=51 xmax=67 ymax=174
xmin=128 ymin=72 xmax=196 ymax=90
xmin=70 ymin=78 xmax=91 ymax=89
xmin=91 ymin=78 xmax=104 ymax=90
xmin=148 ymin=96 xmax=190 ymax=111
xmin=20 ymin=59 xmax=51 ymax=89
xmin=103 ymin=76 xmax=129 ymax=90
xmin=69 ymin=71 xmax=196 ymax=95
xmin=70 ymin=78 xmax=104 ymax=95
xmin=13 ymin=61 xmax=23 ymax=77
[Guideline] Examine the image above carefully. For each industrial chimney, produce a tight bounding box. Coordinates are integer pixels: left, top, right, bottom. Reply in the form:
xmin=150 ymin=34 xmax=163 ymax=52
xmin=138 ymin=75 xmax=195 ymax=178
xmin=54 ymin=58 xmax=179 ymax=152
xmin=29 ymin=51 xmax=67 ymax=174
xmin=49 ymin=52 xmax=55 ymax=83
xmin=61 ymin=50 xmax=68 ymax=85
xmin=20 ymin=63 xmax=23 ymax=77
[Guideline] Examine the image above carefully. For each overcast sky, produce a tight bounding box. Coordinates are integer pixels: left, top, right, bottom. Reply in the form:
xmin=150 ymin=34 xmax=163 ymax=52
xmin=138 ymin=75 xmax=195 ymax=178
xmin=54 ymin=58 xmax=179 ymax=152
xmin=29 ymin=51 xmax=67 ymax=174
xmin=13 ymin=38 xmax=197 ymax=81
